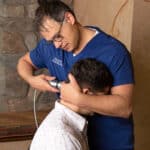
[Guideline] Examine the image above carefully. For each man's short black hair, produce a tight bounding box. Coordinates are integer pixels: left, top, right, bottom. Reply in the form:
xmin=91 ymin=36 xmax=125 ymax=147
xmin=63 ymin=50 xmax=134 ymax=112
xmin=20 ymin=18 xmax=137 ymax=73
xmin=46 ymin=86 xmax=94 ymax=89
xmin=70 ymin=58 xmax=113 ymax=93
xmin=35 ymin=0 xmax=76 ymax=31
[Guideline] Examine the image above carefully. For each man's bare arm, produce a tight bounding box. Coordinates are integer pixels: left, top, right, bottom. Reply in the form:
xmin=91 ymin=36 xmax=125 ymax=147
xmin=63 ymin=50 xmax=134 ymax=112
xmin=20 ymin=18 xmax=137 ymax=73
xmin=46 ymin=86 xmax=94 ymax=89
xmin=78 ymin=84 xmax=133 ymax=118
xmin=17 ymin=53 xmax=58 ymax=92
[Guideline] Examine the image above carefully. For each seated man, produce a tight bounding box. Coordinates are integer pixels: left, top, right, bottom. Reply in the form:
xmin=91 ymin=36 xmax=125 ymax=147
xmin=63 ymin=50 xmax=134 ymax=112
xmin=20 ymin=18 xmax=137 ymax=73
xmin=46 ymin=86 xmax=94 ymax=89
xmin=30 ymin=58 xmax=113 ymax=150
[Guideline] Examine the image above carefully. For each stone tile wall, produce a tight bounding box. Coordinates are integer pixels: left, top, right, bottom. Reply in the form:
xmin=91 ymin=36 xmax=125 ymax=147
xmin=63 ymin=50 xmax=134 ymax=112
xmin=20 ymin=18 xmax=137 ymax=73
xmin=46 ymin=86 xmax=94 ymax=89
xmin=0 ymin=0 xmax=59 ymax=112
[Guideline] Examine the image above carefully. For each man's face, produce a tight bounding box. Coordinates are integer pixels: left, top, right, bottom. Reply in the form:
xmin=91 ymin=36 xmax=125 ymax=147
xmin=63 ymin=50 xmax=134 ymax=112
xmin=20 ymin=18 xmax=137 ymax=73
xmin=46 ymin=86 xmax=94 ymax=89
xmin=39 ymin=16 xmax=80 ymax=52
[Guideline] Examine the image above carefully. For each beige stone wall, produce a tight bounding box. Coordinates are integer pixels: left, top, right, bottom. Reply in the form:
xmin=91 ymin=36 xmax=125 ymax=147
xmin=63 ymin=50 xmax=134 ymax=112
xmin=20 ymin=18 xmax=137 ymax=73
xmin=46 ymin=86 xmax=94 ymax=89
xmin=0 ymin=0 xmax=56 ymax=113
xmin=73 ymin=0 xmax=134 ymax=50
xmin=0 ymin=0 xmax=38 ymax=112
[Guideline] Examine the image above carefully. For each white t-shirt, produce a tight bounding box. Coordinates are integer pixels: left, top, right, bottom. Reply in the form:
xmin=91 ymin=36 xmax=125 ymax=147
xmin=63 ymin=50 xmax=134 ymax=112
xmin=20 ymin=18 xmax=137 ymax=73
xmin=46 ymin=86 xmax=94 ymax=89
xmin=30 ymin=101 xmax=88 ymax=150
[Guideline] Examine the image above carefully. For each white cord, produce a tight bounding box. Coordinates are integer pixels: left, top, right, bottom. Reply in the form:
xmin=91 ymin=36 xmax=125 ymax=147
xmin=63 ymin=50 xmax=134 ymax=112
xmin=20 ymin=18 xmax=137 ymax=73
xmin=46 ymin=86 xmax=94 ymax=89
xmin=33 ymin=89 xmax=39 ymax=129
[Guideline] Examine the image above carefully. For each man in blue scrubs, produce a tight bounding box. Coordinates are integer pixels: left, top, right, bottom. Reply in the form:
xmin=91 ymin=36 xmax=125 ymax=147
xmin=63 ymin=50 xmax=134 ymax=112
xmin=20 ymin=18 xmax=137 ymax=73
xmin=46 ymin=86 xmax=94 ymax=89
xmin=17 ymin=1 xmax=134 ymax=150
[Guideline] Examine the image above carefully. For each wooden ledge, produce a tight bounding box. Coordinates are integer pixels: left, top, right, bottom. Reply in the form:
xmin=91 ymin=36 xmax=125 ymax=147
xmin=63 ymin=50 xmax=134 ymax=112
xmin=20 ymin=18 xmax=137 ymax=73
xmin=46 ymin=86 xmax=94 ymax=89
xmin=0 ymin=111 xmax=48 ymax=142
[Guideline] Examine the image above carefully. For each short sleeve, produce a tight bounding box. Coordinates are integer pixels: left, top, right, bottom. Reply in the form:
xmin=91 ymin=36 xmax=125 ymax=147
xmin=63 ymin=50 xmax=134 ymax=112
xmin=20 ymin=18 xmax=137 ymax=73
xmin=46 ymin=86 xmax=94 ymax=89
xmin=30 ymin=39 xmax=47 ymax=69
xmin=110 ymin=46 xmax=134 ymax=86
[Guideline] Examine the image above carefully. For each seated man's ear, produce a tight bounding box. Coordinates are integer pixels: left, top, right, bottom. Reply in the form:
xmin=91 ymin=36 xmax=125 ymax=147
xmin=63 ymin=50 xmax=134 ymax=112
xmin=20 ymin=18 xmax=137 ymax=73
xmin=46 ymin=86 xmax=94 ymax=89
xmin=82 ymin=88 xmax=92 ymax=95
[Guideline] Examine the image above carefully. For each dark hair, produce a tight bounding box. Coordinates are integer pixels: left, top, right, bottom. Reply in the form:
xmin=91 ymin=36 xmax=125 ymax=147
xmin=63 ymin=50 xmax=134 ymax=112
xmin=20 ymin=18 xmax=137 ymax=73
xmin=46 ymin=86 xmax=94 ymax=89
xmin=35 ymin=0 xmax=76 ymax=30
xmin=70 ymin=58 xmax=113 ymax=93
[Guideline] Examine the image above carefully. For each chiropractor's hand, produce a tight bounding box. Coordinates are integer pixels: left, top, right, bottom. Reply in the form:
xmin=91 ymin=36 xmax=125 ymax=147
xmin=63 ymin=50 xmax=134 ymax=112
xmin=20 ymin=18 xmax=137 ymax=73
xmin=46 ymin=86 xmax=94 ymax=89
xmin=60 ymin=73 xmax=93 ymax=115
xmin=61 ymin=100 xmax=93 ymax=115
xmin=60 ymin=73 xmax=83 ymax=105
xmin=28 ymin=74 xmax=59 ymax=92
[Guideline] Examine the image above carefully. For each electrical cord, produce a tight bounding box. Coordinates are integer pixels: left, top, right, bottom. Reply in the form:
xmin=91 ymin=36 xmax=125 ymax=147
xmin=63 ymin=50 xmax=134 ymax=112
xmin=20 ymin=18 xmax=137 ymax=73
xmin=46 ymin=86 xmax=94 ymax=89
xmin=33 ymin=80 xmax=61 ymax=129
xmin=33 ymin=89 xmax=39 ymax=129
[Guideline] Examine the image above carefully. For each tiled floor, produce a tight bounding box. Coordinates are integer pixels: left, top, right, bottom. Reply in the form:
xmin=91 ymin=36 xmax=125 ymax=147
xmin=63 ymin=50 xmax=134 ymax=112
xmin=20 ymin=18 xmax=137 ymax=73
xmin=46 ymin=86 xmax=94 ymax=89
xmin=0 ymin=140 xmax=31 ymax=150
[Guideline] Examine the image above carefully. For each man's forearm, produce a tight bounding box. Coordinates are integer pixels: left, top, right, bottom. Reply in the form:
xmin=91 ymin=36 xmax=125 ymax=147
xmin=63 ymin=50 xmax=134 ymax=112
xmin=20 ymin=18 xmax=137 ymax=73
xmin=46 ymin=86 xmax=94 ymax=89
xmin=17 ymin=56 xmax=35 ymax=83
xmin=79 ymin=94 xmax=132 ymax=118
xmin=77 ymin=84 xmax=134 ymax=118
xmin=17 ymin=53 xmax=60 ymax=92
xmin=60 ymin=74 xmax=134 ymax=118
